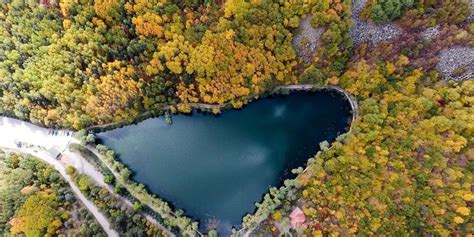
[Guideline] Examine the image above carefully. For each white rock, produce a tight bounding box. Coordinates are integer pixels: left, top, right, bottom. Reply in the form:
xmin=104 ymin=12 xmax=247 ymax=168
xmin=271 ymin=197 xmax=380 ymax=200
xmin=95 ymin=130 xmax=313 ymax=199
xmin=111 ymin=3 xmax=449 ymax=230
xmin=292 ymin=15 xmax=324 ymax=64
xmin=349 ymin=0 xmax=403 ymax=46
xmin=436 ymin=47 xmax=474 ymax=81
xmin=421 ymin=25 xmax=440 ymax=41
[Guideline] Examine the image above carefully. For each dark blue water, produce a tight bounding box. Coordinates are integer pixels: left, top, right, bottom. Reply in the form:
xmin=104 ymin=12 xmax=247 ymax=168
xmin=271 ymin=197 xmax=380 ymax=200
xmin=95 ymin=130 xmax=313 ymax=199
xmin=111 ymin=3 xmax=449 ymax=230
xmin=97 ymin=90 xmax=352 ymax=235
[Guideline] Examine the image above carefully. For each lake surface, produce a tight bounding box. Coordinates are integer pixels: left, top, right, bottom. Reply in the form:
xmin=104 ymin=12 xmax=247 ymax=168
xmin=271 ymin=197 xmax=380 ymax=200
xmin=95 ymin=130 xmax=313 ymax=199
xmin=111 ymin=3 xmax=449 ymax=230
xmin=97 ymin=90 xmax=352 ymax=235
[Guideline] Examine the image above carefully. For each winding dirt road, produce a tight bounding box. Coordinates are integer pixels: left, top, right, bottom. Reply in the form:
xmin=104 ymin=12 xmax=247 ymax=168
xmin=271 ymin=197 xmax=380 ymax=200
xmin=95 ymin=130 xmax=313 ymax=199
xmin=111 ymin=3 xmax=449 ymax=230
xmin=2 ymin=147 xmax=118 ymax=237
xmin=0 ymin=84 xmax=358 ymax=236
xmin=0 ymin=117 xmax=177 ymax=236
xmin=80 ymin=144 xmax=178 ymax=237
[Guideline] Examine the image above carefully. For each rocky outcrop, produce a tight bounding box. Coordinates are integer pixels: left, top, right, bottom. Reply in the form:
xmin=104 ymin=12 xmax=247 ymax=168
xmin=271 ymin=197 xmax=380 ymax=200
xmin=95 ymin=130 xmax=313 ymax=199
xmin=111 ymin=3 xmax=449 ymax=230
xmin=350 ymin=0 xmax=403 ymax=46
xmin=436 ymin=47 xmax=474 ymax=81
xmin=292 ymin=15 xmax=324 ymax=64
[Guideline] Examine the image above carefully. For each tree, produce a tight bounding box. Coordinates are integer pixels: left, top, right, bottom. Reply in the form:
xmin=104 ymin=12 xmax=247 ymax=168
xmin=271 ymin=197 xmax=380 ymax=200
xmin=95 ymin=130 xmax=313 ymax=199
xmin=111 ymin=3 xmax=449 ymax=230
xmin=104 ymin=174 xmax=115 ymax=184
xmin=94 ymin=0 xmax=122 ymax=23
xmin=367 ymin=0 xmax=415 ymax=23
xmin=66 ymin=166 xmax=76 ymax=176
xmin=78 ymin=176 xmax=92 ymax=191
xmin=9 ymin=192 xmax=64 ymax=236
xmin=132 ymin=12 xmax=165 ymax=37
xmin=85 ymin=134 xmax=96 ymax=144
xmin=133 ymin=201 xmax=143 ymax=211
xmin=84 ymin=61 xmax=143 ymax=125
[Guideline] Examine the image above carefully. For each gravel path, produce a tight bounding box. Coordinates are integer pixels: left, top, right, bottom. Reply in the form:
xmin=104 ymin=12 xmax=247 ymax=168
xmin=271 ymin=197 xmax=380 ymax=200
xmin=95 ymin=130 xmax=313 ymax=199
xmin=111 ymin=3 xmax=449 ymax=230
xmin=350 ymin=0 xmax=402 ymax=46
xmin=436 ymin=47 xmax=474 ymax=81
xmin=292 ymin=15 xmax=324 ymax=64
xmin=3 ymin=148 xmax=119 ymax=237
xmin=0 ymin=116 xmax=175 ymax=236
xmin=0 ymin=117 xmax=74 ymax=152
xmin=82 ymin=145 xmax=177 ymax=237
xmin=62 ymin=149 xmax=108 ymax=186
xmin=0 ymin=117 xmax=116 ymax=235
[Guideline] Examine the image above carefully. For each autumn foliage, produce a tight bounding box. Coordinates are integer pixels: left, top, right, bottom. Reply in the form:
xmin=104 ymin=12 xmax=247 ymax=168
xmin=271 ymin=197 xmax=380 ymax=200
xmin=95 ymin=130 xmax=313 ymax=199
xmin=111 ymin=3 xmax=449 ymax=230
xmin=0 ymin=0 xmax=355 ymax=128
xmin=0 ymin=0 xmax=472 ymax=235
xmin=252 ymin=57 xmax=473 ymax=235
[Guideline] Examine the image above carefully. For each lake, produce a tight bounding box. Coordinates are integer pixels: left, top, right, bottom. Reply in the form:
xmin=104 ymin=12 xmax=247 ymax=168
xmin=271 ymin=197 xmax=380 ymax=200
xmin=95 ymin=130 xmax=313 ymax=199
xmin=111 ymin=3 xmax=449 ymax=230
xmin=97 ymin=90 xmax=352 ymax=235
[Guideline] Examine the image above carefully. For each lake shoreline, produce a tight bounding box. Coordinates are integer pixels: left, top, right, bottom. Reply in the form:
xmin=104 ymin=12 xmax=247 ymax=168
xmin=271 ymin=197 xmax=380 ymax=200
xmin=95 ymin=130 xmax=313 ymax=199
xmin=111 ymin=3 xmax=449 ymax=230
xmin=0 ymin=84 xmax=358 ymax=134
xmin=87 ymin=84 xmax=358 ymax=133
xmin=97 ymin=89 xmax=355 ymax=235
xmin=0 ymin=84 xmax=358 ymax=236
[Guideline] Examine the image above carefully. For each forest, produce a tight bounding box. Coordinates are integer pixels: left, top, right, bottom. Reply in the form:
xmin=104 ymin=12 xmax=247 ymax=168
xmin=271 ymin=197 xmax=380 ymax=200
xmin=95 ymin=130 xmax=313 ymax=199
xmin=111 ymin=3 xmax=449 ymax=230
xmin=0 ymin=0 xmax=351 ymax=129
xmin=0 ymin=0 xmax=472 ymax=236
xmin=242 ymin=0 xmax=474 ymax=235
xmin=0 ymin=151 xmax=105 ymax=236
xmin=70 ymin=141 xmax=200 ymax=235
xmin=65 ymin=165 xmax=170 ymax=236
xmin=248 ymin=60 xmax=473 ymax=236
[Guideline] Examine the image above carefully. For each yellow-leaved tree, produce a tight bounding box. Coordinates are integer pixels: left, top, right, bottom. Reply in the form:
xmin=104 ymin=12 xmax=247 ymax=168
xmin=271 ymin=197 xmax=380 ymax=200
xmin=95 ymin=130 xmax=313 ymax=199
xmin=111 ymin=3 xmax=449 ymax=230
xmin=84 ymin=61 xmax=142 ymax=125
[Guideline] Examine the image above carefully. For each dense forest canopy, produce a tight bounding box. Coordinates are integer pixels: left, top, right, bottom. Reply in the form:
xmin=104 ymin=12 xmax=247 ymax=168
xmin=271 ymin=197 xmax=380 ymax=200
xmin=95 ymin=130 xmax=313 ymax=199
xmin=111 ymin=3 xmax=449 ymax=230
xmin=0 ymin=152 xmax=104 ymax=236
xmin=0 ymin=0 xmax=473 ymax=236
xmin=0 ymin=0 xmax=351 ymax=129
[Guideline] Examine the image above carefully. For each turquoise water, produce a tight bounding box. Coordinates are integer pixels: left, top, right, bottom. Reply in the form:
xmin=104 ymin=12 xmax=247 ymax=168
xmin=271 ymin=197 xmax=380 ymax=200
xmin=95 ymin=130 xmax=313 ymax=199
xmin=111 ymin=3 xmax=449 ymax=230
xmin=97 ymin=90 xmax=352 ymax=234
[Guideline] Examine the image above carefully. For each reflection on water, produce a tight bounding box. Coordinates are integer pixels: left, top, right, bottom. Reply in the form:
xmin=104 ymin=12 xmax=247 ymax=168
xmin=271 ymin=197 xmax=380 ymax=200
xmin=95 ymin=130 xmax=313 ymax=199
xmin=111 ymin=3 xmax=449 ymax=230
xmin=97 ymin=91 xmax=352 ymax=235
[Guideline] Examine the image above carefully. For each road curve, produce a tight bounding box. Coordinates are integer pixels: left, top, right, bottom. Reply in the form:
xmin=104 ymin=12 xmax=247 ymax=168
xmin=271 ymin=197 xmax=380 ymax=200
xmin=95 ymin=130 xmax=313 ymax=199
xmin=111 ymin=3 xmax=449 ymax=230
xmin=0 ymin=116 xmax=177 ymax=236
xmin=0 ymin=84 xmax=359 ymax=236
xmin=80 ymin=144 xmax=178 ymax=237
xmin=2 ymin=148 xmax=118 ymax=237
xmin=64 ymin=145 xmax=177 ymax=237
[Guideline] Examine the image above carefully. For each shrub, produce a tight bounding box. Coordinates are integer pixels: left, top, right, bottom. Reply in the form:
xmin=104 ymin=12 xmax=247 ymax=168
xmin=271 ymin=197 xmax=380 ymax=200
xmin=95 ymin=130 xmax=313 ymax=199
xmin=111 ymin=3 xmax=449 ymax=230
xmin=367 ymin=0 xmax=415 ymax=23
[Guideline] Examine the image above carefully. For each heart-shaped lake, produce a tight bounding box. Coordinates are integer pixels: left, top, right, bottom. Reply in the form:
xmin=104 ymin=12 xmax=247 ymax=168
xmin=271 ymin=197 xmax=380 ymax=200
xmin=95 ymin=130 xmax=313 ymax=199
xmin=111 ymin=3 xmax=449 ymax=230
xmin=97 ymin=90 xmax=352 ymax=235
